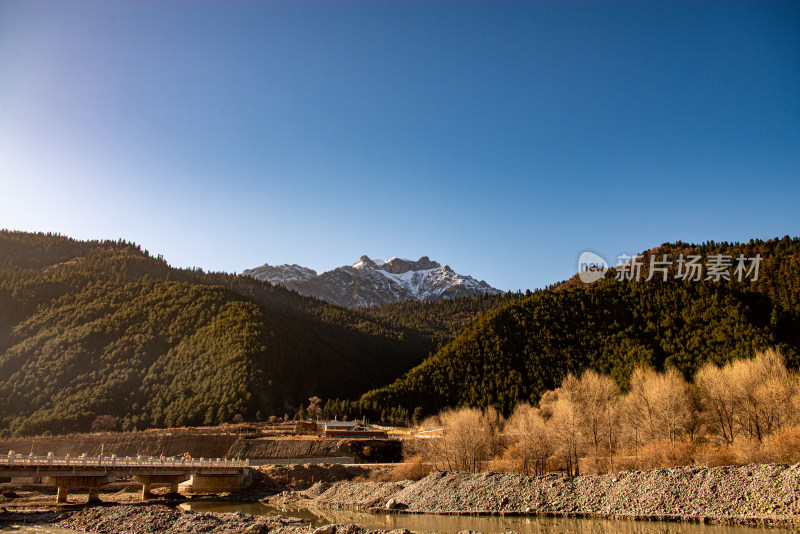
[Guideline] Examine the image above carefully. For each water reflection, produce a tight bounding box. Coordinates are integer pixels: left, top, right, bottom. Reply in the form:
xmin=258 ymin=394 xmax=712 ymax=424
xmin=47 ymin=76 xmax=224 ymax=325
xmin=182 ymin=501 xmax=791 ymax=534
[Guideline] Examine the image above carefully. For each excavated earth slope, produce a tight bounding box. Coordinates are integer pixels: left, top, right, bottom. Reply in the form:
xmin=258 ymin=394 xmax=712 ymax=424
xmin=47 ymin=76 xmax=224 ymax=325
xmin=0 ymin=434 xmax=238 ymax=458
xmin=0 ymin=435 xmax=401 ymax=463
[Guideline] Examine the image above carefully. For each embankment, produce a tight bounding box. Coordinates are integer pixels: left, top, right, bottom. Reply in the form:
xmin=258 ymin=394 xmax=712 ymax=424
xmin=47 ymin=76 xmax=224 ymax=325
xmin=253 ymin=463 xmax=388 ymax=490
xmin=0 ymin=434 xmax=402 ymax=463
xmin=230 ymin=438 xmax=401 ymax=463
xmin=302 ymin=463 xmax=800 ymax=528
xmin=0 ymin=434 xmax=238 ymax=458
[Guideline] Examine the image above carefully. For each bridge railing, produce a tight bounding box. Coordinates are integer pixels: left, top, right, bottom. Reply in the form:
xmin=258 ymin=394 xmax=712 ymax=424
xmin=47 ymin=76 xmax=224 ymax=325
xmin=1 ymin=451 xmax=249 ymax=469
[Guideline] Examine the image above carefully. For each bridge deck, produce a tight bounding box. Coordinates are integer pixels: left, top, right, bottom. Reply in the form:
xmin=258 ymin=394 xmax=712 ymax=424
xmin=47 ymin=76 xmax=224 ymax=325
xmin=0 ymin=452 xmax=248 ymax=477
xmin=1 ymin=451 xmax=249 ymax=503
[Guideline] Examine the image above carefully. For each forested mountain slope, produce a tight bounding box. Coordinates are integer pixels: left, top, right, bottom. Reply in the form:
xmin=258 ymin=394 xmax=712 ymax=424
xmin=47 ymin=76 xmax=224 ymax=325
xmin=0 ymin=231 xmax=434 ymax=435
xmin=361 ymin=292 xmax=521 ymax=346
xmin=361 ymin=237 xmax=800 ymax=417
xmin=4 ymin=232 xmax=798 ymax=434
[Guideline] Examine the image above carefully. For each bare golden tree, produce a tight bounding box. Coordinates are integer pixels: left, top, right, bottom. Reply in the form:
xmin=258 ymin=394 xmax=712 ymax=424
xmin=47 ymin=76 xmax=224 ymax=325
xmin=695 ymin=362 xmax=738 ymax=445
xmin=697 ymin=349 xmax=794 ymax=445
xmin=506 ymin=403 xmax=553 ymax=475
xmin=731 ymin=348 xmax=793 ymax=442
xmin=625 ymin=367 xmax=658 ymax=448
xmin=625 ymin=366 xmax=691 ymax=454
xmin=575 ymin=370 xmax=620 ymax=470
xmin=543 ymin=375 xmax=583 ymax=476
xmin=755 ymin=349 xmax=793 ymax=439
xmin=659 ymin=368 xmax=692 ymax=442
xmin=307 ymin=396 xmax=323 ymax=420
xmin=420 ymin=407 xmax=493 ymax=473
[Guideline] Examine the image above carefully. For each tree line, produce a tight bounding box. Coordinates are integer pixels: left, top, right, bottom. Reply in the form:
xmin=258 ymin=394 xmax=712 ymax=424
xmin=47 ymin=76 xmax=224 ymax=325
xmin=410 ymin=349 xmax=800 ymax=475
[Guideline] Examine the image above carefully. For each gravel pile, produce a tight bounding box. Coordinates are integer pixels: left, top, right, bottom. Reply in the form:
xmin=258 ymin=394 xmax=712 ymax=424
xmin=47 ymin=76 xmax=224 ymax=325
xmin=56 ymin=504 xmax=308 ymax=534
xmin=0 ymin=509 xmax=68 ymax=524
xmin=55 ymin=504 xmax=415 ymax=534
xmin=311 ymin=463 xmax=800 ymax=527
xmin=256 ymin=463 xmax=378 ymax=490
xmin=308 ymin=480 xmax=411 ymax=510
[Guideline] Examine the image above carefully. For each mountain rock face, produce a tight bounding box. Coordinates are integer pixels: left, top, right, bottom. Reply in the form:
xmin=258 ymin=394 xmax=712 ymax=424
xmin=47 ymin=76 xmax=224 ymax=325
xmin=245 ymin=255 xmax=501 ymax=307
xmin=242 ymin=263 xmax=317 ymax=285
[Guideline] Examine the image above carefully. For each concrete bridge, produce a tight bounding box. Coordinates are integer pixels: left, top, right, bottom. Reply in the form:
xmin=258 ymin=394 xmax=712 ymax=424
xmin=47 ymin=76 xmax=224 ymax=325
xmin=0 ymin=450 xmax=249 ymax=503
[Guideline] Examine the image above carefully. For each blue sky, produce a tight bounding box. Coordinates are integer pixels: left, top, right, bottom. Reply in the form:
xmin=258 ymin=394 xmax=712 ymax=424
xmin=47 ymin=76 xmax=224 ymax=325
xmin=1 ymin=1 xmax=798 ymax=291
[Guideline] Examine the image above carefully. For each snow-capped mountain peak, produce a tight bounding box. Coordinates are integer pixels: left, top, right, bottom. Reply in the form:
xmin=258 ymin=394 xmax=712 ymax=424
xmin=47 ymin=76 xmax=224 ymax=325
xmin=381 ymin=255 xmax=440 ymax=274
xmin=245 ymin=255 xmax=501 ymax=307
xmin=353 ymin=255 xmax=381 ymax=269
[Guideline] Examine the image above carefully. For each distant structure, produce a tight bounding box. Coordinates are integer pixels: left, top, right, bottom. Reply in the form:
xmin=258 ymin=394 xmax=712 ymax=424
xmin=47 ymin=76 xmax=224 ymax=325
xmin=323 ymin=420 xmax=387 ymax=439
xmin=293 ymin=420 xmax=318 ymax=435
xmin=413 ymin=427 xmax=444 ymax=439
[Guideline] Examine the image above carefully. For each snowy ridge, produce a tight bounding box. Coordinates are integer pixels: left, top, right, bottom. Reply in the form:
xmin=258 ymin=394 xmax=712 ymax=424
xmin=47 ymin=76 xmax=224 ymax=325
xmin=242 ymin=263 xmax=318 ymax=285
xmin=245 ymin=255 xmax=501 ymax=307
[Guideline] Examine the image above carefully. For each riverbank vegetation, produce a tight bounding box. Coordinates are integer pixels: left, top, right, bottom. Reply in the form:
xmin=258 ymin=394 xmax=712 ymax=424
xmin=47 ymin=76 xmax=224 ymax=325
xmin=409 ymin=348 xmax=800 ymax=475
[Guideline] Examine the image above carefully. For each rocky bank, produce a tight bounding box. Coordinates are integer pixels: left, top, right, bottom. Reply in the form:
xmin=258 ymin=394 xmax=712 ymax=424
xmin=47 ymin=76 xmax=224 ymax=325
xmin=290 ymin=463 xmax=800 ymax=528
xmin=55 ymin=504 xmax=411 ymax=534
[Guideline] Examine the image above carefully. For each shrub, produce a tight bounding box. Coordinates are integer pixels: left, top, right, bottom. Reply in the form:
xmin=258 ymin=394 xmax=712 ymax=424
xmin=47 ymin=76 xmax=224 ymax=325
xmin=392 ymin=455 xmax=432 ymax=481
xmin=639 ymin=439 xmax=694 ymax=469
xmin=762 ymin=426 xmax=800 ymax=464
xmin=693 ymin=442 xmax=738 ymax=467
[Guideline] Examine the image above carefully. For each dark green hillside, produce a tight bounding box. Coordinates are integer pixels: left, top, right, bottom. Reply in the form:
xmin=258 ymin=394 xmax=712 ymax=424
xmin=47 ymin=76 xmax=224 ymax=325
xmin=361 ymin=292 xmax=521 ymax=346
xmin=361 ymin=237 xmax=800 ymax=417
xmin=0 ymin=231 xmax=430 ymax=435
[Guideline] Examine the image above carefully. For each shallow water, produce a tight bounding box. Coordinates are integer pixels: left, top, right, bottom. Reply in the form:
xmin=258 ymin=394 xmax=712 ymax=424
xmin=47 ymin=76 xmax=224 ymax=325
xmin=2 ymin=501 xmax=793 ymax=533
xmin=183 ymin=501 xmax=795 ymax=534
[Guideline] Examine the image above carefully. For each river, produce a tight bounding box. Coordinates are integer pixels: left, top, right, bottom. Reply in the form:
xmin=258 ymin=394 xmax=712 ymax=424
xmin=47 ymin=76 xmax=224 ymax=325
xmin=3 ymin=502 xmax=793 ymax=534
xmin=186 ymin=501 xmax=793 ymax=534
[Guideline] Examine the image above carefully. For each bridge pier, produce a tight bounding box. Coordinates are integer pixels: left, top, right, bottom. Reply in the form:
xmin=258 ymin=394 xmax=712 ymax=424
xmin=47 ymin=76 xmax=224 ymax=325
xmin=56 ymin=484 xmax=68 ymax=504
xmin=132 ymin=475 xmax=189 ymax=500
xmin=1 ymin=453 xmax=249 ymax=504
xmin=45 ymin=476 xmax=114 ymax=504
xmin=184 ymin=474 xmax=245 ymax=494
xmin=87 ymin=487 xmax=101 ymax=503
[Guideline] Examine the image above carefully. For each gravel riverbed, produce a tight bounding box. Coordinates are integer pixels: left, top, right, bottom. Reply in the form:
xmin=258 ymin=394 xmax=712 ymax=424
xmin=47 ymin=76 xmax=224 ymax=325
xmin=294 ymin=463 xmax=800 ymax=528
xmin=55 ymin=504 xmax=413 ymax=534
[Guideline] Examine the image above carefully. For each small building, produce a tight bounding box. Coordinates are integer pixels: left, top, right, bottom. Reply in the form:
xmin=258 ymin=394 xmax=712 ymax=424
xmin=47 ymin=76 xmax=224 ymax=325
xmin=294 ymin=420 xmax=319 ymax=435
xmin=324 ymin=421 xmax=357 ymax=432
xmin=323 ymin=420 xmax=387 ymax=439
